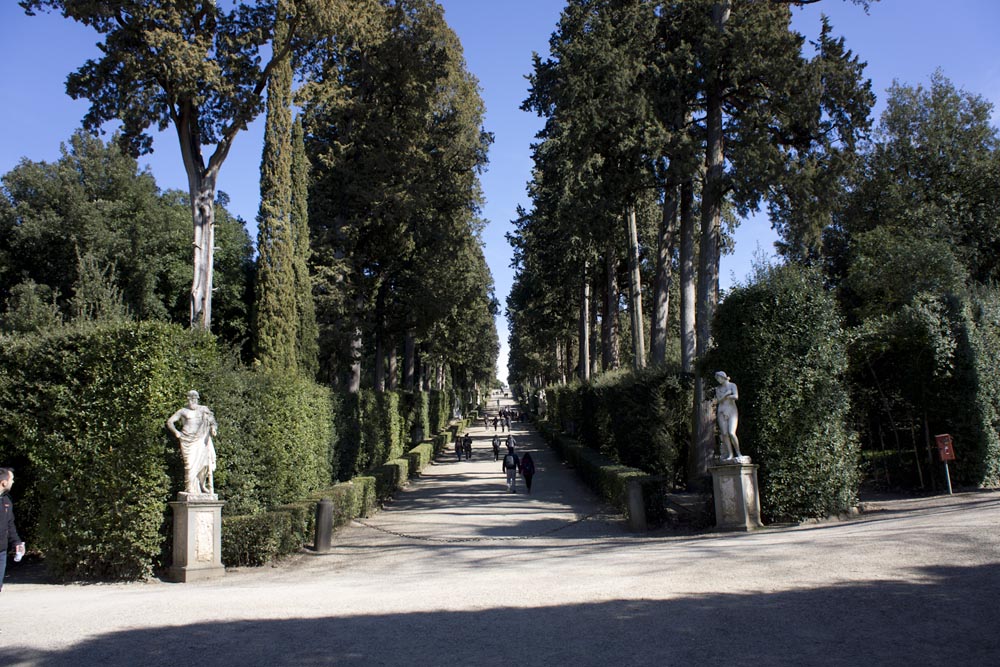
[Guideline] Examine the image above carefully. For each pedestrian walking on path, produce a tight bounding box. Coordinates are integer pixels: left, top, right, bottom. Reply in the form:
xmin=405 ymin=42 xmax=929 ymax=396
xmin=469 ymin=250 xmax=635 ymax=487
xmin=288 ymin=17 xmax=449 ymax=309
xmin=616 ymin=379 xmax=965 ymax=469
xmin=0 ymin=467 xmax=25 ymax=592
xmin=463 ymin=433 xmax=473 ymax=460
xmin=454 ymin=436 xmax=463 ymax=461
xmin=519 ymin=452 xmax=536 ymax=494
xmin=492 ymin=434 xmax=501 ymax=461
xmin=502 ymin=445 xmax=520 ymax=493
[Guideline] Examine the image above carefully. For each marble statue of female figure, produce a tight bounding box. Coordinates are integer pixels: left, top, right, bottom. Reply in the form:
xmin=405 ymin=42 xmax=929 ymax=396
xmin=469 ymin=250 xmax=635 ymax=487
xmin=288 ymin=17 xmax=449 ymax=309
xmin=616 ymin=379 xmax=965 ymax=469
xmin=714 ymin=371 xmax=743 ymax=461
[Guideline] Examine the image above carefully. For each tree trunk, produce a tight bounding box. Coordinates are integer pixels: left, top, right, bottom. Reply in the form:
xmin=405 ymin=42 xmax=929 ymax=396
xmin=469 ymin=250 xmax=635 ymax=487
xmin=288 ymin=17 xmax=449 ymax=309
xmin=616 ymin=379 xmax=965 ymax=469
xmin=404 ymin=329 xmax=416 ymax=391
xmin=579 ymin=261 xmax=590 ymax=382
xmin=373 ymin=287 xmax=386 ymax=392
xmin=189 ymin=177 xmax=217 ymax=330
xmin=374 ymin=335 xmax=385 ymax=392
xmin=690 ymin=0 xmax=730 ymax=486
xmin=347 ymin=291 xmax=364 ymax=393
xmin=348 ymin=323 xmax=362 ymax=393
xmin=590 ymin=274 xmax=600 ymax=377
xmin=626 ymin=205 xmax=646 ymax=369
xmin=387 ymin=343 xmax=398 ymax=391
xmin=651 ymin=186 xmax=679 ymax=365
xmin=679 ymin=179 xmax=696 ymax=374
xmin=602 ymin=246 xmax=620 ymax=371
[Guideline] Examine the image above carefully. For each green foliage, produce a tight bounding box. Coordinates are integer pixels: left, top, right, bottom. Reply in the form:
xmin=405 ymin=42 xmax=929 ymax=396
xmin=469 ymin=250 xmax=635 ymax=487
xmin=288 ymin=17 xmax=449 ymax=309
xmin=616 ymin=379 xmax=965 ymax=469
xmin=581 ymin=367 xmax=690 ymax=485
xmin=0 ymin=131 xmax=254 ymax=349
xmin=330 ymin=477 xmax=378 ymax=526
xmin=0 ymin=280 xmax=62 ymax=334
xmin=201 ymin=369 xmax=336 ymax=514
xmin=291 ymin=117 xmax=320 ymax=377
xmin=428 ymin=389 xmax=449 ymax=435
xmin=373 ymin=458 xmax=409 ymax=500
xmin=335 ymin=390 xmax=406 ymax=481
xmin=850 ymin=289 xmax=1000 ymax=489
xmin=398 ymin=390 xmax=431 ymax=446
xmin=405 ymin=443 xmax=434 ymax=478
xmin=222 ymin=511 xmax=296 ymax=568
xmin=708 ymin=264 xmax=860 ymax=522
xmin=303 ymin=0 xmax=498 ymax=394
xmin=253 ymin=10 xmax=298 ymax=372
xmin=0 ymin=320 xmax=338 ymax=580
xmin=540 ymin=368 xmax=689 ymax=486
xmin=0 ymin=321 xmax=216 ymax=579
xmin=838 ymin=73 xmax=1000 ymax=284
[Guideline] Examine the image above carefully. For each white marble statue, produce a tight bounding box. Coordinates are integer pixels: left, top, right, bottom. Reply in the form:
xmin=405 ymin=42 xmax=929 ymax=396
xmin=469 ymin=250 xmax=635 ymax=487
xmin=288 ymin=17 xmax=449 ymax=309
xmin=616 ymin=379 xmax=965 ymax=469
xmin=714 ymin=371 xmax=746 ymax=463
xmin=166 ymin=390 xmax=218 ymax=496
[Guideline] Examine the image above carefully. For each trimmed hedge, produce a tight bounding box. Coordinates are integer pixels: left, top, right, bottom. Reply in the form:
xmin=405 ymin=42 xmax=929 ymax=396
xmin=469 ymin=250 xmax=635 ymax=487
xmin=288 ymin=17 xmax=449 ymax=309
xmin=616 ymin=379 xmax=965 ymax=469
xmin=541 ymin=367 xmax=690 ymax=486
xmin=535 ymin=419 xmax=664 ymax=523
xmin=374 ymin=458 xmax=409 ymax=499
xmin=222 ymin=476 xmax=378 ymax=567
xmin=0 ymin=321 xmax=339 ymax=580
xmin=0 ymin=318 xmax=461 ymax=577
xmin=707 ymin=264 xmax=860 ymax=522
xmin=406 ymin=442 xmax=435 ymax=477
xmin=0 ymin=321 xmax=215 ymax=580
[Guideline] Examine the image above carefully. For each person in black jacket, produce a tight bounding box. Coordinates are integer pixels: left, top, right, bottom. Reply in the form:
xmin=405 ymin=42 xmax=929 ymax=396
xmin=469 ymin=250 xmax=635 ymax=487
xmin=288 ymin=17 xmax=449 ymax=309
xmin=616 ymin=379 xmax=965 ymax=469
xmin=0 ymin=467 xmax=25 ymax=592
xmin=519 ymin=452 xmax=536 ymax=494
xmin=502 ymin=445 xmax=520 ymax=493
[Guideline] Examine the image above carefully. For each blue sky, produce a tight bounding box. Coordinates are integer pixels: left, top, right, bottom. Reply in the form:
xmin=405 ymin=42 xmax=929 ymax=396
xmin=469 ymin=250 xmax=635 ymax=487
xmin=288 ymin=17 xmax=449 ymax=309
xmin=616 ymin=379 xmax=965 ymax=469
xmin=2 ymin=1 xmax=999 ymax=383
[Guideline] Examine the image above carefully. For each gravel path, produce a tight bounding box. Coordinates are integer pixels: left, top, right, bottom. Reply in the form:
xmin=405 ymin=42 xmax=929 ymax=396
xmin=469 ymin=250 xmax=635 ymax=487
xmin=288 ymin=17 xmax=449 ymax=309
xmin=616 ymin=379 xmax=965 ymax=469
xmin=3 ymin=396 xmax=999 ymax=666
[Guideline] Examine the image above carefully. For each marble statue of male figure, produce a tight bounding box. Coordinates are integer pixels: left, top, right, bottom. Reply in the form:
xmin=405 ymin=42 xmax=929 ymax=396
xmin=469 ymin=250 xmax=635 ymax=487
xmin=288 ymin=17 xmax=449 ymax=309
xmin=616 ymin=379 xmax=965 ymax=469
xmin=166 ymin=390 xmax=218 ymax=496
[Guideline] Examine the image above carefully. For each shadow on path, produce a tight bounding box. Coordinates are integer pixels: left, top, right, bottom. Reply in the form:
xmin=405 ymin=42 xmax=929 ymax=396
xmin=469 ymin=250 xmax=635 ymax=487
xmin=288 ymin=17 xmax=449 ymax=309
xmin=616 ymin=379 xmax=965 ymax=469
xmin=7 ymin=563 xmax=998 ymax=666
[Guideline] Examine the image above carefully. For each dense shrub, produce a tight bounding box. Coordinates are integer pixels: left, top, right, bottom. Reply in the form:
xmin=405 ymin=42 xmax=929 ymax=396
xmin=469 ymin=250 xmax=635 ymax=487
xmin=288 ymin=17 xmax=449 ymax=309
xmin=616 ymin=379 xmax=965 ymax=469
xmin=958 ymin=288 xmax=1000 ymax=485
xmin=406 ymin=443 xmax=435 ymax=477
xmin=0 ymin=321 xmax=339 ymax=579
xmin=0 ymin=321 xmax=214 ymax=579
xmin=337 ymin=390 xmax=407 ymax=481
xmin=399 ymin=391 xmax=431 ymax=446
xmin=330 ymin=477 xmax=377 ymax=526
xmin=850 ymin=288 xmax=1000 ymax=490
xmin=201 ymin=369 xmax=336 ymax=514
xmin=707 ymin=264 xmax=860 ymax=522
xmin=538 ymin=369 xmax=689 ymax=485
xmin=221 ymin=477 xmax=379 ymax=567
xmin=374 ymin=458 xmax=409 ymax=499
xmin=428 ymin=389 xmax=451 ymax=434
xmin=222 ymin=511 xmax=295 ymax=567
xmin=580 ymin=367 xmax=689 ymax=485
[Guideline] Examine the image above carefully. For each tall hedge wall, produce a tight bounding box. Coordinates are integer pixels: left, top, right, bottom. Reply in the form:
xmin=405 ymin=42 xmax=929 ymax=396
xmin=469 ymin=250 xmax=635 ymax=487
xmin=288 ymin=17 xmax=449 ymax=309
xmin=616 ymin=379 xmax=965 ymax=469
xmin=0 ymin=322 xmax=213 ymax=579
xmin=0 ymin=321 xmax=337 ymax=579
xmin=0 ymin=321 xmax=458 ymax=580
xmin=541 ymin=367 xmax=690 ymax=486
xmin=707 ymin=264 xmax=861 ymax=522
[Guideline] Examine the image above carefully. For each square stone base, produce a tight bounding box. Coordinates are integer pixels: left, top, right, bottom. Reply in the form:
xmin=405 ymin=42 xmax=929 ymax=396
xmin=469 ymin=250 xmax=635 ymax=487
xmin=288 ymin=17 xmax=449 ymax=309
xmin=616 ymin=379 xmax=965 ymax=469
xmin=709 ymin=463 xmax=763 ymax=531
xmin=168 ymin=497 xmax=225 ymax=583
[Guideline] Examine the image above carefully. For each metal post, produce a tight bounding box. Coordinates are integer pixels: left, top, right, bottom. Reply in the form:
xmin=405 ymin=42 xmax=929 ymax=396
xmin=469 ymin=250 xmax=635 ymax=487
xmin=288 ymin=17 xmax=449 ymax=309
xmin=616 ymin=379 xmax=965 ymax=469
xmin=314 ymin=498 xmax=334 ymax=552
xmin=943 ymin=462 xmax=953 ymax=495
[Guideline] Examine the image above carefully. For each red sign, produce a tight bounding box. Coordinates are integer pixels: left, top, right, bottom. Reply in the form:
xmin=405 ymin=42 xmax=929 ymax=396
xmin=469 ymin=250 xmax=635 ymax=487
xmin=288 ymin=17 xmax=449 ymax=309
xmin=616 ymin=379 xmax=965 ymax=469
xmin=935 ymin=434 xmax=956 ymax=461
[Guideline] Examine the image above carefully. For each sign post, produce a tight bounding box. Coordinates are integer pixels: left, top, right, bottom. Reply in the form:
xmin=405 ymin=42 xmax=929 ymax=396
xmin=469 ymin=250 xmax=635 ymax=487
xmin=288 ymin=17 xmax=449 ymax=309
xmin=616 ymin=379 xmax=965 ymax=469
xmin=934 ymin=434 xmax=955 ymax=495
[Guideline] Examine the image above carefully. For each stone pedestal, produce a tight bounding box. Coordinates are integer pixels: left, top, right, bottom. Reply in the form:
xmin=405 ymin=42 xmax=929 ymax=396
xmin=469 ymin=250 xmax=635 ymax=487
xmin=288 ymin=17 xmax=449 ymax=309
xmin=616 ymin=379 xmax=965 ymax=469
xmin=709 ymin=462 xmax=763 ymax=531
xmin=168 ymin=496 xmax=225 ymax=582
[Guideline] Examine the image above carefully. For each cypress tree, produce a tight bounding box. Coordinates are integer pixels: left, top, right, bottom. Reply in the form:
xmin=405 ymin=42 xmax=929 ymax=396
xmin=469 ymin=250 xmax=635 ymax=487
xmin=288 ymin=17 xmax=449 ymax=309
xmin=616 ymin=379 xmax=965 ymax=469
xmin=291 ymin=117 xmax=320 ymax=377
xmin=253 ymin=5 xmax=298 ymax=372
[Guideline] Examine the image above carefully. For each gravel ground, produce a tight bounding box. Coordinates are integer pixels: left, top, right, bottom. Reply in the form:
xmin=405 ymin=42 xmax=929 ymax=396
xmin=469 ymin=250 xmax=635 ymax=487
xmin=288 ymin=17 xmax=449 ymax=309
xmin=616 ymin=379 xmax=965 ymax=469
xmin=3 ymin=398 xmax=999 ymax=666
